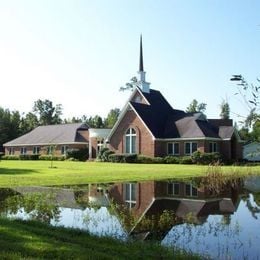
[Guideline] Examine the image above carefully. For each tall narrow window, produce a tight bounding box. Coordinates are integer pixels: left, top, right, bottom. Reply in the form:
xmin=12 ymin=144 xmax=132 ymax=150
xmin=20 ymin=147 xmax=27 ymax=155
xmin=125 ymin=128 xmax=136 ymax=154
xmin=61 ymin=146 xmax=68 ymax=155
xmin=124 ymin=183 xmax=137 ymax=208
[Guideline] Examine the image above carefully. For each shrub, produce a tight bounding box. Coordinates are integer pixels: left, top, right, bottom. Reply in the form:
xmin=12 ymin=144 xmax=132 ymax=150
xmin=66 ymin=148 xmax=88 ymax=161
xmin=108 ymin=153 xmax=137 ymax=163
xmin=137 ymin=155 xmax=154 ymax=164
xmin=19 ymin=154 xmax=39 ymax=160
xmin=1 ymin=155 xmax=20 ymax=160
xmin=97 ymin=147 xmax=115 ymax=162
xmin=39 ymin=155 xmax=65 ymax=161
xmin=179 ymin=156 xmax=193 ymax=164
xmin=191 ymin=151 xmax=222 ymax=165
xmin=164 ymin=156 xmax=180 ymax=164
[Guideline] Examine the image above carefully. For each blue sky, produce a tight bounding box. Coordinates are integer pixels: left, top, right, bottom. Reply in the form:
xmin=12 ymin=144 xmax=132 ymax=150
xmin=0 ymin=0 xmax=259 ymax=124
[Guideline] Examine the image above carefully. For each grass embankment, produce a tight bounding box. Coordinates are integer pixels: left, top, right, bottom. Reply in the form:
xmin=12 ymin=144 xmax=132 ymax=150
xmin=0 ymin=217 xmax=196 ymax=259
xmin=0 ymin=160 xmax=259 ymax=187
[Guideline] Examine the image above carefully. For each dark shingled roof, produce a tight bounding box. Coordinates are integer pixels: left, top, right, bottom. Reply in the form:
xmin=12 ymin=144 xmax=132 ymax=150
xmin=4 ymin=123 xmax=89 ymax=146
xmin=130 ymin=89 xmax=233 ymax=139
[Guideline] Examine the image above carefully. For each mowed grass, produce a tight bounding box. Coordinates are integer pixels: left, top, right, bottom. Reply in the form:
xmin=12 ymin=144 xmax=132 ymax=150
xmin=0 ymin=218 xmax=197 ymax=260
xmin=0 ymin=160 xmax=259 ymax=187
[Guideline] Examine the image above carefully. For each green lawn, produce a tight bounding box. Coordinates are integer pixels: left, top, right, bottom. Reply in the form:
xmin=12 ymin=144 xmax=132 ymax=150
xmin=0 ymin=218 xmax=197 ymax=259
xmin=0 ymin=160 xmax=259 ymax=187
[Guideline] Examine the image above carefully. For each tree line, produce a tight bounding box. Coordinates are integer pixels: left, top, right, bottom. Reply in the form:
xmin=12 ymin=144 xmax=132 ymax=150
xmin=0 ymin=99 xmax=120 ymax=148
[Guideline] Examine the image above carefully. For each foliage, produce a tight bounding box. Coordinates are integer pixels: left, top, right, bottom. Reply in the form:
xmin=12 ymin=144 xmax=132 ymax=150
xmin=104 ymin=108 xmax=120 ymax=128
xmin=19 ymin=154 xmax=40 ymax=160
xmin=33 ymin=99 xmax=63 ymax=125
xmin=66 ymin=148 xmax=89 ymax=161
xmin=0 ymin=107 xmax=21 ymax=145
xmin=136 ymin=155 xmax=164 ymax=164
xmin=39 ymin=155 xmax=65 ymax=161
xmin=97 ymin=147 xmax=115 ymax=162
xmin=108 ymin=153 xmax=137 ymax=163
xmin=1 ymin=155 xmax=20 ymax=160
xmin=186 ymin=99 xmax=207 ymax=113
xmin=220 ymin=100 xmax=230 ymax=119
xmin=191 ymin=151 xmax=222 ymax=165
xmin=119 ymin=76 xmax=138 ymax=92
xmin=179 ymin=156 xmax=193 ymax=164
xmin=230 ymin=75 xmax=260 ymax=127
xmin=164 ymin=156 xmax=181 ymax=164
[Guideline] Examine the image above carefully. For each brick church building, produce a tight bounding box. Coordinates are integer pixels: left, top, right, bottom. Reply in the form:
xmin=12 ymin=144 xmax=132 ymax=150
xmin=4 ymin=37 xmax=242 ymax=161
xmin=107 ymin=37 xmax=242 ymax=160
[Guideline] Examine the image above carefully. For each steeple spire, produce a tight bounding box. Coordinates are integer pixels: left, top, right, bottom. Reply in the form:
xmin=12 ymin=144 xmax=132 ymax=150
xmin=139 ymin=35 xmax=144 ymax=72
xmin=137 ymin=35 xmax=150 ymax=93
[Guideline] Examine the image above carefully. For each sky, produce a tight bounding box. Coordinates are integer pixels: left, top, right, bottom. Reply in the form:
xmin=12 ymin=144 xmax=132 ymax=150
xmin=0 ymin=0 xmax=259 ymax=124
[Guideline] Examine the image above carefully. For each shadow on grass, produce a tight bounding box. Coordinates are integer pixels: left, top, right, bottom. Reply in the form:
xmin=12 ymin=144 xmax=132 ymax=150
xmin=0 ymin=168 xmax=38 ymax=175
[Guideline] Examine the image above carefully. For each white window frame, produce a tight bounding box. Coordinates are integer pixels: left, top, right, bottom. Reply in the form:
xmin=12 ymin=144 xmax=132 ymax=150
xmin=61 ymin=145 xmax=68 ymax=155
xmin=125 ymin=128 xmax=137 ymax=154
xmin=124 ymin=183 xmax=137 ymax=209
xmin=184 ymin=142 xmax=198 ymax=155
xmin=167 ymin=182 xmax=180 ymax=196
xmin=209 ymin=142 xmax=217 ymax=153
xmin=47 ymin=146 xmax=53 ymax=155
xmin=167 ymin=142 xmax=180 ymax=155
xmin=9 ymin=147 xmax=15 ymax=155
xmin=33 ymin=146 xmax=40 ymax=154
xmin=20 ymin=147 xmax=27 ymax=155
xmin=185 ymin=184 xmax=198 ymax=197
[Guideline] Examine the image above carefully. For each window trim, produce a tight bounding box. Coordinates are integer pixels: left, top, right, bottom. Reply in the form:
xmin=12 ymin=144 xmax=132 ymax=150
xmin=20 ymin=147 xmax=27 ymax=155
xmin=167 ymin=142 xmax=180 ymax=155
xmin=125 ymin=127 xmax=137 ymax=154
xmin=185 ymin=183 xmax=198 ymax=197
xmin=209 ymin=142 xmax=217 ymax=153
xmin=184 ymin=142 xmax=198 ymax=155
xmin=61 ymin=145 xmax=68 ymax=155
xmin=33 ymin=146 xmax=40 ymax=154
xmin=9 ymin=147 xmax=15 ymax=155
xmin=167 ymin=182 xmax=180 ymax=196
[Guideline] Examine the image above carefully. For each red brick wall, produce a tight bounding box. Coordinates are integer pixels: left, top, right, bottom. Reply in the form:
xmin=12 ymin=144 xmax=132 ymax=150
xmin=109 ymin=110 xmax=155 ymax=157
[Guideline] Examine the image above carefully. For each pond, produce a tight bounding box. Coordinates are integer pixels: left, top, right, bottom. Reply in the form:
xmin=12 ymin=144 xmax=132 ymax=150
xmin=0 ymin=174 xmax=260 ymax=259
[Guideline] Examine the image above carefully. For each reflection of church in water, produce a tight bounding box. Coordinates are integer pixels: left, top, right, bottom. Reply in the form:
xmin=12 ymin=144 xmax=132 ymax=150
xmin=88 ymin=177 xmax=243 ymax=239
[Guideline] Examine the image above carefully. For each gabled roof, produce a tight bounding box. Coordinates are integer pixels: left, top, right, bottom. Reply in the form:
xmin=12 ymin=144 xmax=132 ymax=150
xmin=4 ymin=123 xmax=89 ymax=146
xmin=108 ymin=87 xmax=237 ymax=141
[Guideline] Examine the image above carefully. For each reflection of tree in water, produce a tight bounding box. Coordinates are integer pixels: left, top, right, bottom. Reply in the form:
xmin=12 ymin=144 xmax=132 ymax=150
xmin=164 ymin=216 xmax=242 ymax=259
xmin=3 ymin=192 xmax=60 ymax=224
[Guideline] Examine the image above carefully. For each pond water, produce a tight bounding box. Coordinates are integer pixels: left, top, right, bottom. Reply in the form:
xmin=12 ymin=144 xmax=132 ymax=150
xmin=1 ymin=174 xmax=260 ymax=259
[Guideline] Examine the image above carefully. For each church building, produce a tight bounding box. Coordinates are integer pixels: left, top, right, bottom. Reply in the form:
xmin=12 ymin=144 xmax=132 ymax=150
xmin=107 ymin=37 xmax=242 ymax=160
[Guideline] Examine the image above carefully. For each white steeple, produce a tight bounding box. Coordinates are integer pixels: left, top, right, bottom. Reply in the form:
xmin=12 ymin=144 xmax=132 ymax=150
xmin=137 ymin=35 xmax=150 ymax=93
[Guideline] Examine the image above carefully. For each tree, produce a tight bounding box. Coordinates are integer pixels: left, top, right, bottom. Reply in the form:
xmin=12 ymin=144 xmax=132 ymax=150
xmin=104 ymin=108 xmax=120 ymax=128
xmin=33 ymin=99 xmax=63 ymax=125
xmin=186 ymin=99 xmax=207 ymax=113
xmin=230 ymin=75 xmax=260 ymax=127
xmin=220 ymin=100 xmax=230 ymax=119
xmin=119 ymin=76 xmax=138 ymax=92
xmin=0 ymin=107 xmax=21 ymax=145
xmin=20 ymin=112 xmax=39 ymax=134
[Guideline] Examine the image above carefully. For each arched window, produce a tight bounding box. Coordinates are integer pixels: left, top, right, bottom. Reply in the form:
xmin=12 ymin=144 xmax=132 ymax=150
xmin=125 ymin=128 xmax=136 ymax=154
